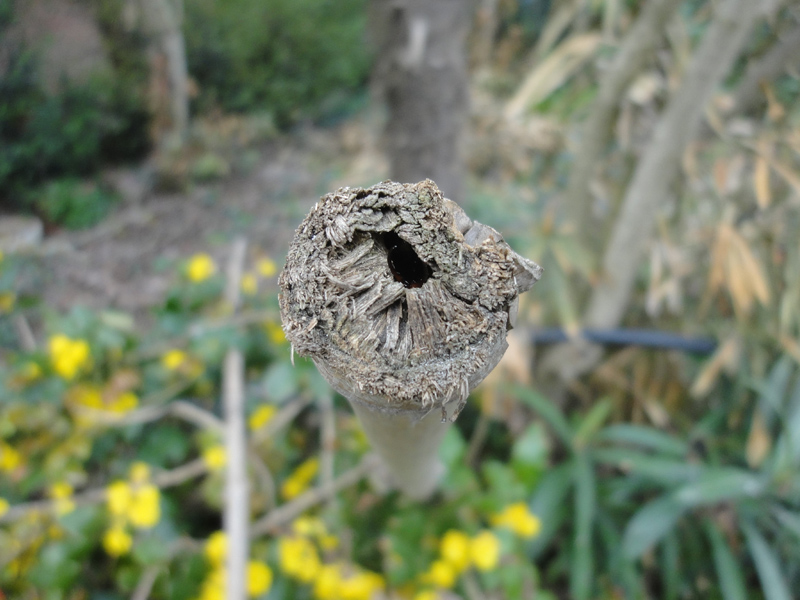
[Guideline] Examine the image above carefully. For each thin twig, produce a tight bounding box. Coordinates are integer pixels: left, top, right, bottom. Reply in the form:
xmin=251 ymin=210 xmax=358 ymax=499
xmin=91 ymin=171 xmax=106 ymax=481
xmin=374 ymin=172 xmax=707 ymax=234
xmin=0 ymin=458 xmax=208 ymax=524
xmin=81 ymin=399 xmax=224 ymax=433
xmin=465 ymin=412 xmax=491 ymax=468
xmin=223 ymin=238 xmax=249 ymax=600
xmin=319 ymin=393 xmax=336 ymax=505
xmin=13 ymin=314 xmax=37 ymax=352
xmin=250 ymin=454 xmax=381 ymax=537
xmin=131 ymin=565 xmax=160 ymax=600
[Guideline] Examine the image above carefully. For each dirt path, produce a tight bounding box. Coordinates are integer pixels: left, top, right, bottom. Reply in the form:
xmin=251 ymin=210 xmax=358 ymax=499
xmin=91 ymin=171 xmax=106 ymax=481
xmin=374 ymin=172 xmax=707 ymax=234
xmin=37 ymin=122 xmax=386 ymax=317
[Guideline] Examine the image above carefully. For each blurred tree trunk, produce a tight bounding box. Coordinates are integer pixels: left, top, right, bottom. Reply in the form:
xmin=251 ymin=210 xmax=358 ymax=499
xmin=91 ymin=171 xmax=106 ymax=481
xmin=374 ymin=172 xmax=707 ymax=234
xmin=542 ymin=0 xmax=779 ymax=384
xmin=368 ymin=0 xmax=474 ymax=204
xmin=139 ymin=0 xmax=189 ymax=146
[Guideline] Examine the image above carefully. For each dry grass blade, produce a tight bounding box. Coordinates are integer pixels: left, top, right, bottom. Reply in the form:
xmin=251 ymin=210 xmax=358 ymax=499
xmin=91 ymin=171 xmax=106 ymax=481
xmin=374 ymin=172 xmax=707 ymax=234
xmin=754 ymin=155 xmax=772 ymax=208
xmin=691 ymin=335 xmax=741 ymax=398
xmin=506 ymin=33 xmax=603 ymax=120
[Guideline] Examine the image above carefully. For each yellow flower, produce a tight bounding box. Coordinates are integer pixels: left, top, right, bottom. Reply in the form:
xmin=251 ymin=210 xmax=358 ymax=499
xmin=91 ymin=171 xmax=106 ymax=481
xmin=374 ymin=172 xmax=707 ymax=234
xmin=421 ymin=560 xmax=456 ymax=589
xmin=469 ymin=530 xmax=500 ymax=572
xmin=103 ymin=526 xmax=133 ymax=557
xmin=339 ymin=571 xmax=385 ymax=600
xmin=198 ymin=567 xmax=226 ymax=600
xmin=490 ymin=502 xmax=542 ymax=538
xmin=129 ymin=484 xmax=160 ymax=528
xmin=0 ymin=442 xmax=21 ymax=472
xmin=0 ymin=497 xmax=10 ymax=518
xmin=247 ymin=560 xmax=273 ymax=597
xmin=49 ymin=334 xmax=91 ymax=379
xmin=264 ymin=321 xmax=286 ymax=345
xmin=162 ymin=349 xmax=187 ymax=371
xmin=413 ymin=591 xmax=440 ymax=600
xmin=256 ymin=257 xmax=277 ymax=278
xmin=249 ymin=405 xmax=277 ymax=431
xmin=241 ymin=272 xmax=258 ymax=295
xmin=203 ymin=445 xmax=227 ymax=471
xmin=129 ymin=462 xmax=151 ymax=484
xmin=292 ymin=515 xmax=327 ymax=537
xmin=313 ymin=563 xmax=344 ymax=600
xmin=0 ymin=291 xmax=15 ymax=313
xmin=107 ymin=481 xmax=133 ymax=516
xmin=187 ymin=253 xmax=216 ymax=282
xmin=281 ymin=457 xmax=319 ymax=500
xmin=278 ymin=536 xmax=321 ymax=583
xmin=110 ymin=391 xmax=139 ymax=413
xmin=439 ymin=530 xmax=471 ymax=573
xmin=205 ymin=531 xmax=227 ymax=566
xmin=50 ymin=482 xmax=76 ymax=516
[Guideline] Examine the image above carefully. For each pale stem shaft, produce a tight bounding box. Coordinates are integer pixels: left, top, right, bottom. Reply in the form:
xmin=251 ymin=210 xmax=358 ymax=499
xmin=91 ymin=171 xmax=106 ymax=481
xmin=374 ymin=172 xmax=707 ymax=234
xmin=224 ymin=239 xmax=248 ymax=600
xmin=349 ymin=402 xmax=450 ymax=500
xmin=224 ymin=349 xmax=248 ymax=600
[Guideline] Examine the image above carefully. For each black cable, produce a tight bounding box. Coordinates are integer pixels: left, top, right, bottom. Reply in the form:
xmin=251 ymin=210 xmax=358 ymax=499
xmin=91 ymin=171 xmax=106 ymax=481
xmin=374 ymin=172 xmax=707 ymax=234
xmin=531 ymin=328 xmax=717 ymax=355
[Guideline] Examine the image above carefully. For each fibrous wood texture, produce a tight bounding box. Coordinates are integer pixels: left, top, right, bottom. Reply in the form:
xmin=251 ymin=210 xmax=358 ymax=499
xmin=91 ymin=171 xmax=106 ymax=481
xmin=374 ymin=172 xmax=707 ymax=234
xmin=279 ymin=180 xmax=542 ymax=421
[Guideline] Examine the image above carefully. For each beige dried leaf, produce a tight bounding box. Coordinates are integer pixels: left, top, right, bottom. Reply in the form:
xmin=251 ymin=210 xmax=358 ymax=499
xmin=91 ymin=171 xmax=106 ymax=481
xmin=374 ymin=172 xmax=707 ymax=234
xmin=691 ymin=336 xmax=740 ymax=398
xmin=746 ymin=409 xmax=772 ymax=468
xmin=506 ymin=33 xmax=603 ymax=120
xmin=754 ymin=156 xmax=771 ymax=208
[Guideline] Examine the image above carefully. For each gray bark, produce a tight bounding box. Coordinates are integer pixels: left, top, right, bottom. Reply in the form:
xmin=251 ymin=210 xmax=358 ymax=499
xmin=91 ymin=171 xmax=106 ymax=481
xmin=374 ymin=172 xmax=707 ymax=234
xmin=369 ymin=0 xmax=473 ymax=204
xmin=563 ymin=0 xmax=684 ymax=239
xmin=730 ymin=25 xmax=800 ymax=116
xmin=544 ymin=0 xmax=766 ymax=382
xmin=279 ymin=180 xmax=541 ymax=497
xmin=139 ymin=0 xmax=189 ymax=143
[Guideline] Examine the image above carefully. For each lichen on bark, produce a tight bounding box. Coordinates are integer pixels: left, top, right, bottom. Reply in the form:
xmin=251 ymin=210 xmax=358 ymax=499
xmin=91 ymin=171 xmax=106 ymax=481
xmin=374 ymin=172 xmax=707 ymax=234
xmin=279 ymin=179 xmax=542 ymax=420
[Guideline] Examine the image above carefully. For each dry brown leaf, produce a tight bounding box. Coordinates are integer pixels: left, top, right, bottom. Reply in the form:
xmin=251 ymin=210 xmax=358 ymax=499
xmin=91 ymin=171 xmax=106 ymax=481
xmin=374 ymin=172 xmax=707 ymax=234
xmin=754 ymin=155 xmax=771 ymax=208
xmin=506 ymin=33 xmax=603 ymax=120
xmin=730 ymin=227 xmax=770 ymax=306
xmin=746 ymin=409 xmax=772 ymax=468
xmin=691 ymin=336 xmax=740 ymax=398
xmin=713 ymin=158 xmax=729 ymax=196
xmin=725 ymin=245 xmax=752 ymax=316
xmin=779 ymin=335 xmax=800 ymax=366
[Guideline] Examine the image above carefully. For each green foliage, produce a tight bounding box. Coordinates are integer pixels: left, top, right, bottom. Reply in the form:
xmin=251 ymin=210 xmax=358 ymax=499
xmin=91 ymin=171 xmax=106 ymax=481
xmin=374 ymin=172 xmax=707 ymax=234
xmin=184 ymin=0 xmax=371 ymax=127
xmin=0 ymin=1 xmax=150 ymax=203
xmin=25 ymin=178 xmax=119 ymax=230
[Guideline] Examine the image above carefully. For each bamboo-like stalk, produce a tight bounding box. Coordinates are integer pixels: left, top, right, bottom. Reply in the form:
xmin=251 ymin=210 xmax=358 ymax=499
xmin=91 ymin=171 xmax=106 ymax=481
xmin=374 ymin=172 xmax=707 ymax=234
xmin=280 ymin=180 xmax=541 ymax=498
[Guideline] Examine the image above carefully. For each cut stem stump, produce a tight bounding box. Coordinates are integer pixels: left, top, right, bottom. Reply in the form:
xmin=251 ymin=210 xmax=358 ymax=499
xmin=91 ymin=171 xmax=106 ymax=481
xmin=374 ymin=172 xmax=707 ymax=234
xmin=280 ymin=180 xmax=541 ymax=498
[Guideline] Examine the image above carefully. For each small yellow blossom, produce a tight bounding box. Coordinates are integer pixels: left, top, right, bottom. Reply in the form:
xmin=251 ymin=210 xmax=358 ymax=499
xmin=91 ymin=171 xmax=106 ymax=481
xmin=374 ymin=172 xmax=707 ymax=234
xmin=241 ymin=272 xmax=258 ymax=295
xmin=198 ymin=566 xmax=226 ymax=600
xmin=281 ymin=457 xmax=319 ymax=500
xmin=0 ymin=442 xmax=21 ymax=472
xmin=205 ymin=531 xmax=227 ymax=566
xmin=413 ymin=591 xmax=440 ymax=600
xmin=470 ymin=530 xmax=500 ymax=572
xmin=107 ymin=481 xmax=133 ymax=516
xmin=49 ymin=481 xmax=75 ymax=515
xmin=256 ymin=257 xmax=277 ymax=278
xmin=292 ymin=515 xmax=327 ymax=537
xmin=439 ymin=530 xmax=471 ymax=573
xmin=49 ymin=334 xmax=91 ymax=379
xmin=203 ymin=445 xmax=227 ymax=471
xmin=421 ymin=560 xmax=456 ymax=589
xmin=187 ymin=253 xmax=216 ymax=282
xmin=247 ymin=560 xmax=273 ymax=597
xmin=249 ymin=405 xmax=277 ymax=431
xmin=279 ymin=536 xmax=321 ymax=583
xmin=0 ymin=497 xmax=9 ymax=517
xmin=110 ymin=391 xmax=139 ymax=413
xmin=162 ymin=349 xmax=187 ymax=371
xmin=0 ymin=291 xmax=15 ymax=313
xmin=129 ymin=462 xmax=151 ymax=484
xmin=314 ymin=563 xmax=343 ymax=600
xmin=129 ymin=484 xmax=160 ymax=529
xmin=339 ymin=571 xmax=385 ymax=600
xmin=264 ymin=321 xmax=286 ymax=345
xmin=12 ymin=361 xmax=42 ymax=387
xmin=490 ymin=502 xmax=542 ymax=538
xmin=103 ymin=526 xmax=133 ymax=557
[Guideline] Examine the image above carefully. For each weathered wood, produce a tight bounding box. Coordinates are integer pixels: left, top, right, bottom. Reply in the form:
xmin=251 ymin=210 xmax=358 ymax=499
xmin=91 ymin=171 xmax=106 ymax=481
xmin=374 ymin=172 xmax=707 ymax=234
xmin=279 ymin=180 xmax=541 ymax=496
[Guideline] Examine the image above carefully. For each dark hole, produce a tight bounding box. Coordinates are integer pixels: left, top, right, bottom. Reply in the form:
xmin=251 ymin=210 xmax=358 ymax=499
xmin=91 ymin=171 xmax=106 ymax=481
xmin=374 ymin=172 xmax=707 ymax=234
xmin=354 ymin=190 xmax=369 ymax=200
xmin=383 ymin=231 xmax=432 ymax=288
